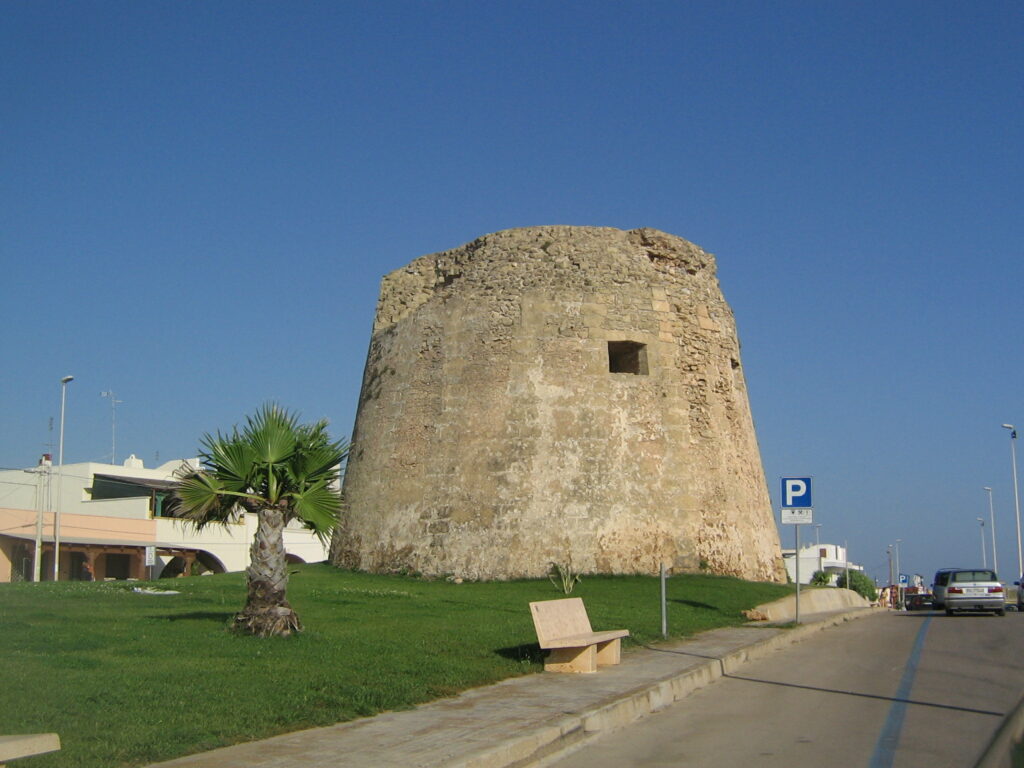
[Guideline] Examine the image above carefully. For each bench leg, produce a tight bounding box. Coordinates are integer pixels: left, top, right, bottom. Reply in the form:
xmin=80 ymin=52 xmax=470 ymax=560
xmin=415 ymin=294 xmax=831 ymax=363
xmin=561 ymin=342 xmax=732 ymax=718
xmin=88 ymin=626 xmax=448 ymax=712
xmin=544 ymin=645 xmax=597 ymax=673
xmin=595 ymin=637 xmax=622 ymax=666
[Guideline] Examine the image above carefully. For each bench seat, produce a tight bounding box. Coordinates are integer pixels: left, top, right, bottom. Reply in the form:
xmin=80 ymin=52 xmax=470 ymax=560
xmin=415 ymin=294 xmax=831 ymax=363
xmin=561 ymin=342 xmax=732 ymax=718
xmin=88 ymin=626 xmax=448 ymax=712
xmin=0 ymin=734 xmax=61 ymax=766
xmin=540 ymin=629 xmax=630 ymax=648
xmin=529 ymin=597 xmax=630 ymax=673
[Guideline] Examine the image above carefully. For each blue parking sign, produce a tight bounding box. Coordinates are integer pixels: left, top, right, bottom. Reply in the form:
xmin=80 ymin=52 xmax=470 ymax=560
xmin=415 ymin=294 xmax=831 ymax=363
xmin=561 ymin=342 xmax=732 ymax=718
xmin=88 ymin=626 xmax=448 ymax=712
xmin=781 ymin=477 xmax=812 ymax=508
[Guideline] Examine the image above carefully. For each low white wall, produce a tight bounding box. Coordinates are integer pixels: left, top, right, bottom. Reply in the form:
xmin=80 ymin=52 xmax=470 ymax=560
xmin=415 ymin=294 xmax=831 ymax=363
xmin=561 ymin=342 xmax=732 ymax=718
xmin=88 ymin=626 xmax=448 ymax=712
xmin=749 ymin=588 xmax=870 ymax=622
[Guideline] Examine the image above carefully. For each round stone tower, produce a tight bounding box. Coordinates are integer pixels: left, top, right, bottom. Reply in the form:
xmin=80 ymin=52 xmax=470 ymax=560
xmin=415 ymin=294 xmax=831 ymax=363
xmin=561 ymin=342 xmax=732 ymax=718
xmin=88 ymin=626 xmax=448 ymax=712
xmin=331 ymin=226 xmax=784 ymax=582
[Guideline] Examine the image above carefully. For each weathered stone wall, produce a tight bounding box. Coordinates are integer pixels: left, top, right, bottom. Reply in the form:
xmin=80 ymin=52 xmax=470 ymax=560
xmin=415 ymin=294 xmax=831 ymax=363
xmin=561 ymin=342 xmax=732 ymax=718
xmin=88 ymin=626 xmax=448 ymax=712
xmin=331 ymin=226 xmax=785 ymax=582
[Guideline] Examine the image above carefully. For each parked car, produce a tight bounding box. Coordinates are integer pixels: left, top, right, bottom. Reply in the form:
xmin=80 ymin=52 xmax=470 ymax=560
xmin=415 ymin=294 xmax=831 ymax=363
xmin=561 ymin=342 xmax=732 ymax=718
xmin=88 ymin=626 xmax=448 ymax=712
xmin=943 ymin=569 xmax=1005 ymax=616
xmin=931 ymin=567 xmax=962 ymax=609
xmin=906 ymin=593 xmax=933 ymax=611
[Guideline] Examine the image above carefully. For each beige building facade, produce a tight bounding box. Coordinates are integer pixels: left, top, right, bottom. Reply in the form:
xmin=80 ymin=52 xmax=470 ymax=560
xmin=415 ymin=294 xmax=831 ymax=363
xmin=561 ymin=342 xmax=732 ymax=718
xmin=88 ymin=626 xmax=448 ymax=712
xmin=0 ymin=455 xmax=330 ymax=583
xmin=332 ymin=226 xmax=785 ymax=582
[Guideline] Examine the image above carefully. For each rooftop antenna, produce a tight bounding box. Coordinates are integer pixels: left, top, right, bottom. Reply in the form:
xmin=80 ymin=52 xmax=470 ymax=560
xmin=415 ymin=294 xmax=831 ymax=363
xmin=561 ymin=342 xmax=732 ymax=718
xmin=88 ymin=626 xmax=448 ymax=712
xmin=100 ymin=390 xmax=123 ymax=464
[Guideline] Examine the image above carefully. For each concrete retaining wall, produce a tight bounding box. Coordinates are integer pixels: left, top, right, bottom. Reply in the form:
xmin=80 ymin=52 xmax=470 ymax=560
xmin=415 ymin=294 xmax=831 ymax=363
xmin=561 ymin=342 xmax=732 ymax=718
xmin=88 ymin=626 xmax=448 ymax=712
xmin=748 ymin=588 xmax=869 ymax=622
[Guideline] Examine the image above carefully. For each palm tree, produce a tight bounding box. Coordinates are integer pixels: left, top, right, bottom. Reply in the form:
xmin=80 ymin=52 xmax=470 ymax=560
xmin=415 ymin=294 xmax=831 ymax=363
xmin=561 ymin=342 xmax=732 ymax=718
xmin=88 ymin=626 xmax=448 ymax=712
xmin=175 ymin=404 xmax=348 ymax=637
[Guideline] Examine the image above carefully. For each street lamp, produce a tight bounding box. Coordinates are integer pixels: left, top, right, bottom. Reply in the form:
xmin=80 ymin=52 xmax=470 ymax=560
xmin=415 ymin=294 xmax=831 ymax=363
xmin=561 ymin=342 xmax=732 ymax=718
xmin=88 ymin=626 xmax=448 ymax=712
xmin=886 ymin=545 xmax=894 ymax=608
xmin=1003 ymin=425 xmax=1021 ymax=579
xmin=894 ymin=539 xmax=902 ymax=609
xmin=815 ymin=524 xmax=822 ymax=547
xmin=985 ymin=486 xmax=998 ymax=576
xmin=977 ymin=517 xmax=987 ymax=568
xmin=25 ymin=455 xmax=51 ymax=582
xmin=53 ymin=375 xmax=73 ymax=581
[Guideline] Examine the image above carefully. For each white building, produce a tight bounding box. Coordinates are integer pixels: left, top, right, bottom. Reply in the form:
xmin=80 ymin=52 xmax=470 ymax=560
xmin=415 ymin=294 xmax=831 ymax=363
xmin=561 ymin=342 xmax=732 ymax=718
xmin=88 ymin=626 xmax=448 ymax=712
xmin=781 ymin=543 xmax=864 ymax=586
xmin=0 ymin=454 xmax=330 ymax=583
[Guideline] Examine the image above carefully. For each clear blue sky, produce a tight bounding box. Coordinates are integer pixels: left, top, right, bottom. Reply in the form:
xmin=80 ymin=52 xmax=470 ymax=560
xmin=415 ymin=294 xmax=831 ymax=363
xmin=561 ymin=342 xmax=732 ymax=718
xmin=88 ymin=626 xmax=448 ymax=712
xmin=3 ymin=1 xmax=1022 ymax=585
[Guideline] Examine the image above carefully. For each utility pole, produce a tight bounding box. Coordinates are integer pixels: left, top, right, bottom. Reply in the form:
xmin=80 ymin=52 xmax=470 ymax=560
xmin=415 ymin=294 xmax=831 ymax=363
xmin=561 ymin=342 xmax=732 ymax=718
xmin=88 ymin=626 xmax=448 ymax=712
xmin=26 ymin=455 xmax=51 ymax=582
xmin=844 ymin=540 xmax=850 ymax=593
xmin=887 ymin=545 xmax=894 ymax=608
xmin=54 ymin=375 xmax=73 ymax=581
xmin=1003 ymin=425 xmax=1021 ymax=579
xmin=985 ymin=487 xmax=998 ymax=576
xmin=978 ymin=518 xmax=987 ymax=568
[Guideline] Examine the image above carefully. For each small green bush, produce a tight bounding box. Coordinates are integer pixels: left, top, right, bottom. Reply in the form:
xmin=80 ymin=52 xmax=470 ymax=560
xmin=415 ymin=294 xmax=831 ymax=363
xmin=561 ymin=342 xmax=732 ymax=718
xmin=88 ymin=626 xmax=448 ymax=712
xmin=548 ymin=562 xmax=582 ymax=594
xmin=835 ymin=570 xmax=878 ymax=601
xmin=809 ymin=570 xmax=831 ymax=586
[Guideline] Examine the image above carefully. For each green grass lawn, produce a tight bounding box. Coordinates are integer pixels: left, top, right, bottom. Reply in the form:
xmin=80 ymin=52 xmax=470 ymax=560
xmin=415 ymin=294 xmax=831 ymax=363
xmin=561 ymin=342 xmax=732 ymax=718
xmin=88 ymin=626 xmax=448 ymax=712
xmin=0 ymin=564 xmax=792 ymax=768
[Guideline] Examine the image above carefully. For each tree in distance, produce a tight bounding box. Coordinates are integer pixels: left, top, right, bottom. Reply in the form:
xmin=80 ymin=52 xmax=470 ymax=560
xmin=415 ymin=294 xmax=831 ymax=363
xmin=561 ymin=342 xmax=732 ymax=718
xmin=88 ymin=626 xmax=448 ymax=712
xmin=175 ymin=404 xmax=349 ymax=637
xmin=835 ymin=570 xmax=878 ymax=602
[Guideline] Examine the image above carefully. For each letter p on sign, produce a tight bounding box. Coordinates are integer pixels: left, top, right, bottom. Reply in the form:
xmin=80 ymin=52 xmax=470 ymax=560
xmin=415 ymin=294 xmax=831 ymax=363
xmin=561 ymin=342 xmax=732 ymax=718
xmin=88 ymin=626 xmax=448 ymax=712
xmin=782 ymin=477 xmax=812 ymax=508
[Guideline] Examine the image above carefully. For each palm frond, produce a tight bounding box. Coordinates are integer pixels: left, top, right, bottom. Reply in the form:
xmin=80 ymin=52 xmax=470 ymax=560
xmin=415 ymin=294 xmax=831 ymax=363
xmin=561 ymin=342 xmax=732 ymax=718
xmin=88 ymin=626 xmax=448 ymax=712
xmin=291 ymin=441 xmax=348 ymax=486
xmin=289 ymin=482 xmax=342 ymax=542
xmin=175 ymin=472 xmax=237 ymax=528
xmin=178 ymin=404 xmax=348 ymax=541
xmin=201 ymin=435 xmax=258 ymax=493
xmin=244 ymin=404 xmax=299 ymax=466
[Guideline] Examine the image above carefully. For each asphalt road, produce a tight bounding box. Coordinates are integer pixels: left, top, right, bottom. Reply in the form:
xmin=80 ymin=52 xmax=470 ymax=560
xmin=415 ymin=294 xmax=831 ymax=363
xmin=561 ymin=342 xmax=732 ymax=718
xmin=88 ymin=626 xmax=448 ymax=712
xmin=543 ymin=610 xmax=1024 ymax=768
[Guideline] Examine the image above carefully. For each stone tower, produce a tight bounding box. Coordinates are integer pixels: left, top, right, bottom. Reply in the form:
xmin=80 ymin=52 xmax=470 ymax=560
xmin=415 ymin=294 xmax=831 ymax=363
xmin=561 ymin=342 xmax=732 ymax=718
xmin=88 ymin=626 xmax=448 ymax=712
xmin=331 ymin=226 xmax=784 ymax=582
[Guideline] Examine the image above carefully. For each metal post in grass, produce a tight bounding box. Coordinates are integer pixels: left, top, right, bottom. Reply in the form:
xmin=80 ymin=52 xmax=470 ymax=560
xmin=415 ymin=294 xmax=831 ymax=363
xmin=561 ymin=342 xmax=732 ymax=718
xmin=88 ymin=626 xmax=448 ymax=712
xmin=795 ymin=524 xmax=801 ymax=624
xmin=53 ymin=375 xmax=73 ymax=581
xmin=844 ymin=540 xmax=850 ymax=596
xmin=660 ymin=562 xmax=668 ymax=638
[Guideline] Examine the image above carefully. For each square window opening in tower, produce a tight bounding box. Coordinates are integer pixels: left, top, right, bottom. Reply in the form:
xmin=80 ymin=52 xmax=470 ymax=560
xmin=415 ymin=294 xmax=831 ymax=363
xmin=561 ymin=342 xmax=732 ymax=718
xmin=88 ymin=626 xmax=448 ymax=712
xmin=608 ymin=341 xmax=649 ymax=375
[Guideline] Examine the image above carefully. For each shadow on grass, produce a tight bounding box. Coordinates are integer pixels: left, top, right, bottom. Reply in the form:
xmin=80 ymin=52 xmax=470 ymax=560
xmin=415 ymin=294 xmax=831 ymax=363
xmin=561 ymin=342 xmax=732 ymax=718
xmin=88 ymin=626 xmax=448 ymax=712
xmin=495 ymin=643 xmax=545 ymax=664
xmin=159 ymin=611 xmax=236 ymax=623
xmin=670 ymin=599 xmax=718 ymax=611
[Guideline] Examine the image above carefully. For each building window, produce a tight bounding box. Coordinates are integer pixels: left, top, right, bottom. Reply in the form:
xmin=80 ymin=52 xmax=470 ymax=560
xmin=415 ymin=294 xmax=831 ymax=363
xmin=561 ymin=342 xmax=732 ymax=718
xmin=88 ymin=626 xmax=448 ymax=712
xmin=608 ymin=341 xmax=648 ymax=375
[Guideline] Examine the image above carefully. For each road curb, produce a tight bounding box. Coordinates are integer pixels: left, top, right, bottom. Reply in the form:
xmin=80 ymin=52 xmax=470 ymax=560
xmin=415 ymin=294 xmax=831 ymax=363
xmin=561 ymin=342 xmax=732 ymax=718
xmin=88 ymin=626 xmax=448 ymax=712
xmin=449 ymin=607 xmax=883 ymax=768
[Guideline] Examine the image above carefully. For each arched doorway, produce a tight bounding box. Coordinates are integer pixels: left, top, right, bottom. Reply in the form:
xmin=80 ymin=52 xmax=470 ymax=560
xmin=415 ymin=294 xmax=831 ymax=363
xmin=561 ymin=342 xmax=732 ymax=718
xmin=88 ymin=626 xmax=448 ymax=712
xmin=158 ymin=549 xmax=227 ymax=578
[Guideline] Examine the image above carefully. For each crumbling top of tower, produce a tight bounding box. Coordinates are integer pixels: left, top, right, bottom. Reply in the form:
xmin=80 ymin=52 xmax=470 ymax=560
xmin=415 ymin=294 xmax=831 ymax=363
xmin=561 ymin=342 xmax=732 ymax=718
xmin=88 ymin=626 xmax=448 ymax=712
xmin=374 ymin=226 xmax=719 ymax=331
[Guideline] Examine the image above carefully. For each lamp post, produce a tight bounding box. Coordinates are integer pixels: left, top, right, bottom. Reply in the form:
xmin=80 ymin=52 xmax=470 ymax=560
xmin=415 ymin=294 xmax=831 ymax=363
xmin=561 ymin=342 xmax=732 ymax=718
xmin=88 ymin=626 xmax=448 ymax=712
xmin=844 ymin=539 xmax=850 ymax=594
xmin=894 ymin=539 xmax=902 ymax=609
xmin=887 ymin=545 xmax=894 ymax=608
xmin=1003 ymin=425 xmax=1021 ymax=579
xmin=53 ymin=375 xmax=73 ymax=581
xmin=25 ymin=455 xmax=51 ymax=582
xmin=985 ymin=486 xmax=998 ymax=576
xmin=978 ymin=517 xmax=987 ymax=568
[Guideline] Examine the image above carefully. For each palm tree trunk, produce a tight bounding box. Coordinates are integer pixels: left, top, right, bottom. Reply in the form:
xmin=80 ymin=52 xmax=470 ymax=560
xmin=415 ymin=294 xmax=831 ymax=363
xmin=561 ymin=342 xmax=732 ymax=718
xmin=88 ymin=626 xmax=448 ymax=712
xmin=234 ymin=506 xmax=302 ymax=637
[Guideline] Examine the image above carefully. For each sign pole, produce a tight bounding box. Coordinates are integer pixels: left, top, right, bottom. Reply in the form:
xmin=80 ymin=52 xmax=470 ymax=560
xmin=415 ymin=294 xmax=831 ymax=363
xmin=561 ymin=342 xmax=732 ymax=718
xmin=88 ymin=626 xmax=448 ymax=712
xmin=660 ymin=563 xmax=668 ymax=638
xmin=780 ymin=477 xmax=813 ymax=626
xmin=845 ymin=539 xmax=850 ymax=594
xmin=795 ymin=524 xmax=801 ymax=624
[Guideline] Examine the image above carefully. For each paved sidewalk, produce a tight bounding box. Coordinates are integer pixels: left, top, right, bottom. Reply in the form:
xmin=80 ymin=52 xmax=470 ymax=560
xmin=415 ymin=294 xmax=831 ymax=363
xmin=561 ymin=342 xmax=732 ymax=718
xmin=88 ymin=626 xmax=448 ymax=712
xmin=148 ymin=607 xmax=881 ymax=768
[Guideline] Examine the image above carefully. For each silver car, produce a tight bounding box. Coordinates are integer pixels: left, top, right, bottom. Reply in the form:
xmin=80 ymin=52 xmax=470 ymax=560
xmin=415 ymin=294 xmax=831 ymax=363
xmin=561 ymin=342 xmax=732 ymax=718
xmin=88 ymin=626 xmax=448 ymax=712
xmin=931 ymin=567 xmax=962 ymax=609
xmin=943 ymin=569 xmax=1005 ymax=616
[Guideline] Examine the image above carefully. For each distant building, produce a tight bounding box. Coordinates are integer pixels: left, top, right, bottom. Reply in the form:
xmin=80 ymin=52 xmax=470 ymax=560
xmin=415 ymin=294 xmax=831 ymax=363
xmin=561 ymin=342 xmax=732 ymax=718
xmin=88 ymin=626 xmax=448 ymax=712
xmin=781 ymin=543 xmax=864 ymax=586
xmin=0 ymin=454 xmax=329 ymax=583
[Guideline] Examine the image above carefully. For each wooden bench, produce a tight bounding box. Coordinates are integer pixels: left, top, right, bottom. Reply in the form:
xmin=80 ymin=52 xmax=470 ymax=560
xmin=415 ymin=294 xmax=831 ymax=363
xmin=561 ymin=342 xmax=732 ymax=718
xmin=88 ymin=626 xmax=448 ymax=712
xmin=0 ymin=734 xmax=60 ymax=767
xmin=529 ymin=597 xmax=629 ymax=673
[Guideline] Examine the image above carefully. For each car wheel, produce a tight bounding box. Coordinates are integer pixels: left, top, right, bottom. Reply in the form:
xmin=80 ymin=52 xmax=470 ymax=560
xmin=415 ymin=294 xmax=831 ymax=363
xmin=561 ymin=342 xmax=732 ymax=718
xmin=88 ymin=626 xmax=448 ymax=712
xmin=997 ymin=608 xmax=1006 ymax=616
xmin=945 ymin=608 xmax=955 ymax=616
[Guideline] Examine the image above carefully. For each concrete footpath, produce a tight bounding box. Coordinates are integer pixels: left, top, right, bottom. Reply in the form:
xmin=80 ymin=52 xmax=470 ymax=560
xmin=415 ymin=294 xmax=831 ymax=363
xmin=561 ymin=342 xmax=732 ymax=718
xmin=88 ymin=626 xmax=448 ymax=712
xmin=149 ymin=604 xmax=881 ymax=768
